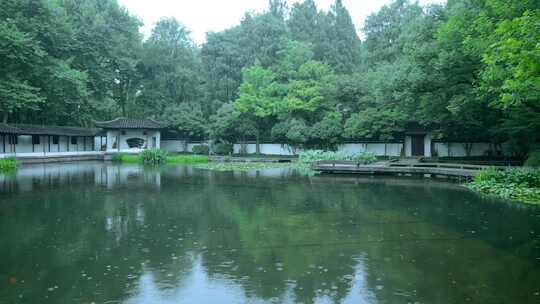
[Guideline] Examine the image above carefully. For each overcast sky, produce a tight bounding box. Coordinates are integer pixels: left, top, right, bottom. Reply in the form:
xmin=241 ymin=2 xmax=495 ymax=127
xmin=118 ymin=0 xmax=446 ymax=45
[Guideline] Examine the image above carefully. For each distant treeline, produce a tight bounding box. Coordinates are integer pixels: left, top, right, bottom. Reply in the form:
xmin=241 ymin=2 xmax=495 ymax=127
xmin=1 ymin=0 xmax=539 ymax=155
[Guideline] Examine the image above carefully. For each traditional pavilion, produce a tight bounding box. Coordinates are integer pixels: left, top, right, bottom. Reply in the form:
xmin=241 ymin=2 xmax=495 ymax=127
xmin=95 ymin=118 xmax=168 ymax=152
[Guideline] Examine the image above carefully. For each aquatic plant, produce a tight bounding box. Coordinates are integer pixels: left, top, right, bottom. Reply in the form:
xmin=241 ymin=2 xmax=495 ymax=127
xmin=0 ymin=158 xmax=18 ymax=172
xmin=467 ymin=168 xmax=540 ymax=204
xmin=298 ymin=150 xmax=377 ymax=164
xmin=140 ymin=149 xmax=168 ymax=165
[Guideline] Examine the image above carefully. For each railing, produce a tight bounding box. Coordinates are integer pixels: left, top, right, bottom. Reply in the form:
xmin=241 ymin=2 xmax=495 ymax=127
xmin=388 ymin=162 xmax=490 ymax=171
xmin=311 ymin=160 xmax=502 ymax=178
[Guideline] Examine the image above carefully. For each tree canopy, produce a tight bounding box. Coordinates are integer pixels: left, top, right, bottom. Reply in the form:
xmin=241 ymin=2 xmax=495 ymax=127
xmin=1 ymin=0 xmax=539 ymax=153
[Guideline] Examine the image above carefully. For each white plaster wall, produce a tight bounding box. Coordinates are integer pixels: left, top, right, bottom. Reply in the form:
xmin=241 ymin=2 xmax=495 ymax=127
xmin=233 ymin=144 xmax=294 ymax=155
xmin=119 ymin=130 xmax=145 ymax=150
xmin=161 ymin=140 xmax=186 ymax=153
xmin=15 ymin=135 xmax=34 ymax=153
xmin=433 ymin=142 xmax=494 ymax=157
xmin=260 ymin=144 xmax=294 ymax=155
xmin=94 ymin=136 xmax=107 ymax=151
xmin=424 ymin=133 xmax=432 ymax=157
xmin=337 ymin=143 xmax=365 ymax=154
xmin=404 ymin=136 xmax=412 ymax=157
xmin=56 ymin=136 xmax=69 ymax=152
xmin=105 ymin=130 xmax=161 ymax=152
xmin=231 ymin=143 xmax=403 ymax=156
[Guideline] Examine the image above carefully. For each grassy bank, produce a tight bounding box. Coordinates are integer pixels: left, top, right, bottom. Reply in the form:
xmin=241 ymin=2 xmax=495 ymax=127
xmin=0 ymin=158 xmax=18 ymax=173
xmin=467 ymin=168 xmax=540 ymax=204
xmin=112 ymin=151 xmax=209 ymax=165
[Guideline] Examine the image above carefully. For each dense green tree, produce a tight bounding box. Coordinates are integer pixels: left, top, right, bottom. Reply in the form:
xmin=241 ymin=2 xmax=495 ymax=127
xmin=288 ymin=0 xmax=319 ymax=43
xmin=0 ymin=0 xmax=89 ymax=124
xmin=288 ymin=0 xmax=361 ymax=73
xmin=0 ymin=20 xmax=45 ymax=122
xmin=479 ymin=7 xmax=540 ymax=153
xmin=201 ymin=27 xmax=245 ymax=105
xmin=162 ymin=102 xmax=206 ymax=139
xmin=61 ymin=0 xmax=142 ymax=122
xmin=137 ymin=18 xmax=201 ymax=118
xmin=270 ymin=118 xmax=309 ymax=152
xmin=344 ymin=109 xmax=407 ymax=141
xmin=3 ymin=0 xmax=539 ymax=155
xmin=310 ymin=112 xmax=343 ymax=150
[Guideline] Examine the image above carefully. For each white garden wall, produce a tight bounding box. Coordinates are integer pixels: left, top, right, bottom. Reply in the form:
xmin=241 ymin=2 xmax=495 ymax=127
xmin=161 ymin=140 xmax=404 ymax=156
xmin=432 ymin=142 xmax=512 ymax=157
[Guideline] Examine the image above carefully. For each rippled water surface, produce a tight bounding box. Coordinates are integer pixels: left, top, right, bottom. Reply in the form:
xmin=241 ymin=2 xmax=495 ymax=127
xmin=1 ymin=162 xmax=540 ymax=303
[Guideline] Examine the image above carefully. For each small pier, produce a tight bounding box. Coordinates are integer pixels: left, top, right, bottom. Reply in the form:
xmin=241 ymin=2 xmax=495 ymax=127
xmin=312 ymin=160 xmax=490 ymax=179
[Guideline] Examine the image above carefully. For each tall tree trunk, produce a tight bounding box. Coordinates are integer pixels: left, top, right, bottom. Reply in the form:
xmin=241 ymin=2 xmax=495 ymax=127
xmin=123 ymin=79 xmax=130 ymax=117
xmin=2 ymin=112 xmax=7 ymax=123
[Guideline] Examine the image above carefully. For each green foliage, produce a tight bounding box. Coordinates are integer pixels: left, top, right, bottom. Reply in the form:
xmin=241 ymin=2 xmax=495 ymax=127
xmin=525 ymin=151 xmax=540 ymax=168
xmin=309 ymin=112 xmax=343 ymax=149
xmin=298 ymin=150 xmax=377 ymax=164
xmin=282 ymin=60 xmax=337 ymax=114
xmin=111 ymin=153 xmax=138 ymax=163
xmin=138 ymin=18 xmax=202 ymax=120
xmin=112 ymin=152 xmax=208 ymax=165
xmin=0 ymin=158 xmax=18 ymax=172
xmin=213 ymin=143 xmax=233 ymax=155
xmin=235 ymin=65 xmax=280 ymax=117
xmin=3 ymin=0 xmax=538 ymax=156
xmin=140 ymin=149 xmax=168 ymax=165
xmin=162 ymin=103 xmax=207 ymax=139
xmin=480 ymin=10 xmax=540 ymax=109
xmin=271 ymin=119 xmax=309 ymax=150
xmin=344 ymin=109 xmax=406 ymax=141
xmin=468 ymin=168 xmax=540 ymax=204
xmin=192 ymin=145 xmax=210 ymax=155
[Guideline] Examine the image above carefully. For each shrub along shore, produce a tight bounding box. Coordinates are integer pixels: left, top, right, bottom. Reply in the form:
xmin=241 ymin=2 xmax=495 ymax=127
xmin=467 ymin=168 xmax=540 ymax=205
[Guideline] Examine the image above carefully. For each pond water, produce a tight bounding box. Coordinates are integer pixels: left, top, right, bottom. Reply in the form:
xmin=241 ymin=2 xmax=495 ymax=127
xmin=1 ymin=162 xmax=540 ymax=304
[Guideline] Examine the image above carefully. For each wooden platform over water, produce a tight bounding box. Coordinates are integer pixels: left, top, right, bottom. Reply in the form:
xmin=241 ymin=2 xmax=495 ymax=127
xmin=312 ymin=160 xmax=490 ymax=179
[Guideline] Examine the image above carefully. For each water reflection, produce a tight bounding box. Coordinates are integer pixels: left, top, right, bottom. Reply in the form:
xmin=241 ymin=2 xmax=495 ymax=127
xmin=1 ymin=162 xmax=540 ymax=303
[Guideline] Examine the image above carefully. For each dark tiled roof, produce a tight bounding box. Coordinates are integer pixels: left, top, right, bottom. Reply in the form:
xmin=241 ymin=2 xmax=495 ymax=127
xmin=0 ymin=123 xmax=98 ymax=136
xmin=0 ymin=123 xmax=21 ymax=134
xmin=95 ymin=118 xmax=167 ymax=129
